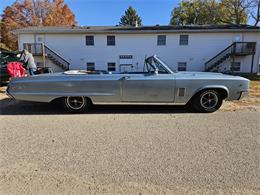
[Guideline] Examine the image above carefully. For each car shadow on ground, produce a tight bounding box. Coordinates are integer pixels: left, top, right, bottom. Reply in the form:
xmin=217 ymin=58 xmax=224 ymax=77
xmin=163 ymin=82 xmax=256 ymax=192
xmin=0 ymin=98 xmax=195 ymax=115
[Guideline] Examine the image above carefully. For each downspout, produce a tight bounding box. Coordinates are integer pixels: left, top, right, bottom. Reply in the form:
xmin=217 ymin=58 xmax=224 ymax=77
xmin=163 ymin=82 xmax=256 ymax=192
xmin=250 ymin=43 xmax=257 ymax=74
xmin=250 ymin=54 xmax=255 ymax=73
xmin=231 ymin=43 xmax=236 ymax=74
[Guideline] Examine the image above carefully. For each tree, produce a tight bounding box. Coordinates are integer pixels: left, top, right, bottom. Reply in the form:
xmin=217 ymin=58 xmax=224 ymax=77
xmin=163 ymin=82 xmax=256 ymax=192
xmin=43 ymin=0 xmax=76 ymax=26
xmin=0 ymin=0 xmax=76 ymax=50
xmin=170 ymin=0 xmax=254 ymax=25
xmin=170 ymin=0 xmax=223 ymax=25
xmin=119 ymin=6 xmax=142 ymax=26
xmin=250 ymin=0 xmax=260 ymax=26
xmin=0 ymin=18 xmax=10 ymax=51
xmin=219 ymin=0 xmax=255 ymax=24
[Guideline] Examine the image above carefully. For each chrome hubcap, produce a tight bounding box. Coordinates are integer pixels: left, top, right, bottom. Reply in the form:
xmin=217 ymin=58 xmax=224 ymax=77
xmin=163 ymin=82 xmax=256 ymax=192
xmin=66 ymin=96 xmax=85 ymax=110
xmin=200 ymin=92 xmax=218 ymax=109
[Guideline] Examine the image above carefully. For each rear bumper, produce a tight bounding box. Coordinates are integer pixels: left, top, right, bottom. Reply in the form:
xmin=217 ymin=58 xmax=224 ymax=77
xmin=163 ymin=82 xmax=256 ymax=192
xmin=6 ymin=86 xmax=14 ymax=99
xmin=237 ymin=91 xmax=249 ymax=100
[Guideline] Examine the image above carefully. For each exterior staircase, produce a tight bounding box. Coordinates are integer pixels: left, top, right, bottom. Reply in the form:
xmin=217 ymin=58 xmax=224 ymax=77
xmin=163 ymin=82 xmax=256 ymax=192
xmin=205 ymin=42 xmax=256 ymax=72
xmin=23 ymin=43 xmax=70 ymax=71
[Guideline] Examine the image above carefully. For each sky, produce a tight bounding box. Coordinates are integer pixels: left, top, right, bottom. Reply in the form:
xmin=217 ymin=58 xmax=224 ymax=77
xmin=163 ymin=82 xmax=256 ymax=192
xmin=0 ymin=0 xmax=178 ymax=26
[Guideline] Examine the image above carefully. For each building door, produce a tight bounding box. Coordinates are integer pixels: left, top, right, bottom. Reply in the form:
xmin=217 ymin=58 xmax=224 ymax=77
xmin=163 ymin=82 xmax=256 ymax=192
xmin=119 ymin=55 xmax=133 ymax=72
xmin=35 ymin=34 xmax=46 ymax=66
xmin=32 ymin=34 xmax=45 ymax=55
xmin=35 ymin=34 xmax=45 ymax=43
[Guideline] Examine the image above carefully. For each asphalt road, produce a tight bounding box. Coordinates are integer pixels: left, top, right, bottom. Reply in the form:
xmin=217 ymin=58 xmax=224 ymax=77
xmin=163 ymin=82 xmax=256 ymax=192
xmin=0 ymin=100 xmax=259 ymax=194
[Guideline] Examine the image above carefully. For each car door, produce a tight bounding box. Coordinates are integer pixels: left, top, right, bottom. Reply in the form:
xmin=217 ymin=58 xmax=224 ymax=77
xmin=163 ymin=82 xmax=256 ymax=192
xmin=80 ymin=74 xmax=123 ymax=103
xmin=121 ymin=73 xmax=175 ymax=102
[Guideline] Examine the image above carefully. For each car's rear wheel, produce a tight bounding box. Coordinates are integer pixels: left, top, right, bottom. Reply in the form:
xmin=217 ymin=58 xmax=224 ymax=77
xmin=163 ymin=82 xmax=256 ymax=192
xmin=62 ymin=96 xmax=91 ymax=113
xmin=192 ymin=90 xmax=223 ymax=113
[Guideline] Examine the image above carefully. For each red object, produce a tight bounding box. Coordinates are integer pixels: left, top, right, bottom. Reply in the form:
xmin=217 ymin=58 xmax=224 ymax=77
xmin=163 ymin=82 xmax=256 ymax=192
xmin=7 ymin=61 xmax=25 ymax=78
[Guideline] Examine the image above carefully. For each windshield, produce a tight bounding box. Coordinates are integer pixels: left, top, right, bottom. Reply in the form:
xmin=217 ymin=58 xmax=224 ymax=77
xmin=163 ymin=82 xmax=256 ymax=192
xmin=144 ymin=55 xmax=173 ymax=74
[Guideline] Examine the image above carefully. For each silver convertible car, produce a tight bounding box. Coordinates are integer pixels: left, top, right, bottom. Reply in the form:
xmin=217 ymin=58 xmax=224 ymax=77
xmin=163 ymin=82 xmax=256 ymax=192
xmin=7 ymin=55 xmax=249 ymax=113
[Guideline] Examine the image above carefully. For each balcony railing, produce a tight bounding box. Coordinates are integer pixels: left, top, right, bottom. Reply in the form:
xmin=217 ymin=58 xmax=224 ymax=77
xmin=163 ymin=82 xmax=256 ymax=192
xmin=232 ymin=42 xmax=256 ymax=55
xmin=23 ymin=43 xmax=43 ymax=55
xmin=205 ymin=42 xmax=256 ymax=71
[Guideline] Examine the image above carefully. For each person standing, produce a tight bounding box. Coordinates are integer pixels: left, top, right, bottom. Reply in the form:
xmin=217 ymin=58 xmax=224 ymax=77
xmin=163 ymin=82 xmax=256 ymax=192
xmin=22 ymin=49 xmax=37 ymax=75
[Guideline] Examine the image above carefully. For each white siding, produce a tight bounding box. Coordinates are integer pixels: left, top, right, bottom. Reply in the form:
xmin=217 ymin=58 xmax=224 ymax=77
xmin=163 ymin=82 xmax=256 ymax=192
xmin=18 ymin=34 xmax=34 ymax=49
xmin=18 ymin=31 xmax=260 ymax=73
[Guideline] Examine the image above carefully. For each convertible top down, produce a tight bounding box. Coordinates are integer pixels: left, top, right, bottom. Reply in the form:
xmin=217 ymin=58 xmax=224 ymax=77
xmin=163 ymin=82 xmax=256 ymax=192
xmin=7 ymin=55 xmax=249 ymax=113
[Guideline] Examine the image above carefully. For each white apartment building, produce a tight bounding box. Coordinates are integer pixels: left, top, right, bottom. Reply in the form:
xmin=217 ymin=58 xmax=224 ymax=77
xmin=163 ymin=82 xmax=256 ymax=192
xmin=15 ymin=25 xmax=260 ymax=73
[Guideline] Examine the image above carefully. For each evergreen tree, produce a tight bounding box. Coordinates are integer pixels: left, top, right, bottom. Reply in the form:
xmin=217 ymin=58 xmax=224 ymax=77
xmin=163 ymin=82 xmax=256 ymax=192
xmin=119 ymin=6 xmax=142 ymax=26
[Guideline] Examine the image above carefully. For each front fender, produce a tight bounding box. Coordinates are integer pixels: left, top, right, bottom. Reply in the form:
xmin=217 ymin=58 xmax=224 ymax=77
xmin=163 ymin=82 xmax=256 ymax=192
xmin=192 ymin=85 xmax=229 ymax=99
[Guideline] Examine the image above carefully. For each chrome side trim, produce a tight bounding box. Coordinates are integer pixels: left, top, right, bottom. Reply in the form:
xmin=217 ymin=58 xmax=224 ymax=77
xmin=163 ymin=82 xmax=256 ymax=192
xmin=93 ymin=102 xmax=186 ymax=105
xmin=10 ymin=92 xmax=114 ymax=96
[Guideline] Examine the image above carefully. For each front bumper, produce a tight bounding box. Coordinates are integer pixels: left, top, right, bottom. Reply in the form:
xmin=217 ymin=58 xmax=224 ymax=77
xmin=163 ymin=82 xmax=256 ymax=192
xmin=238 ymin=91 xmax=249 ymax=100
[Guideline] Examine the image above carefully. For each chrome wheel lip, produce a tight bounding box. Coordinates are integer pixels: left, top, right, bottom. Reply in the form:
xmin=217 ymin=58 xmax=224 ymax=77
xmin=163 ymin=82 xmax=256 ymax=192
xmin=200 ymin=91 xmax=218 ymax=110
xmin=66 ymin=96 xmax=85 ymax=110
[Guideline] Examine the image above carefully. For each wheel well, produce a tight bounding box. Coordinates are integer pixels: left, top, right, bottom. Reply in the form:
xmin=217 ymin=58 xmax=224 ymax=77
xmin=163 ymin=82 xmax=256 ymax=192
xmin=51 ymin=96 xmax=93 ymax=104
xmin=50 ymin=97 xmax=63 ymax=104
xmin=188 ymin=88 xmax=228 ymax=104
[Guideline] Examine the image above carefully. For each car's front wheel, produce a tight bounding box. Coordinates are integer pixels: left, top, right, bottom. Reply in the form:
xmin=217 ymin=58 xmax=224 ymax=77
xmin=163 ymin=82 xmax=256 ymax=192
xmin=192 ymin=90 xmax=223 ymax=113
xmin=62 ymin=96 xmax=92 ymax=113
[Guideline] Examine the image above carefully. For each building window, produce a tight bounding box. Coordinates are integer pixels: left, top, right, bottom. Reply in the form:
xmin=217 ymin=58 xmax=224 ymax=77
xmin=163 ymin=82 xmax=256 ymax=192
xmin=108 ymin=62 xmax=116 ymax=71
xmin=107 ymin=36 xmax=115 ymax=46
xmin=231 ymin=62 xmax=240 ymax=71
xmin=178 ymin=62 xmax=187 ymax=71
xmin=37 ymin=37 xmax=43 ymax=42
xmin=86 ymin=36 xmax=94 ymax=46
xmin=87 ymin=62 xmax=95 ymax=71
xmin=157 ymin=35 xmax=166 ymax=45
xmin=179 ymin=35 xmax=189 ymax=45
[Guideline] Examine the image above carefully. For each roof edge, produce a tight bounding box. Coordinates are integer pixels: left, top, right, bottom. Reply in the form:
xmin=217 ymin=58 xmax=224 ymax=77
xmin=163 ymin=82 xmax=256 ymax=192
xmin=14 ymin=25 xmax=260 ymax=34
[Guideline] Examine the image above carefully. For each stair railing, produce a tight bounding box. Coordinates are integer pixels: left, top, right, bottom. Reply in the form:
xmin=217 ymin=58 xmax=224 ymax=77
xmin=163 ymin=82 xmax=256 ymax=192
xmin=44 ymin=44 xmax=70 ymax=70
xmin=205 ymin=43 xmax=235 ymax=71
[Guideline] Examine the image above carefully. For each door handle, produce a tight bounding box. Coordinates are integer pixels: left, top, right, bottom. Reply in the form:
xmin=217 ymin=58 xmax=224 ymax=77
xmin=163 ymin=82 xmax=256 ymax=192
xmin=121 ymin=76 xmax=130 ymax=80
